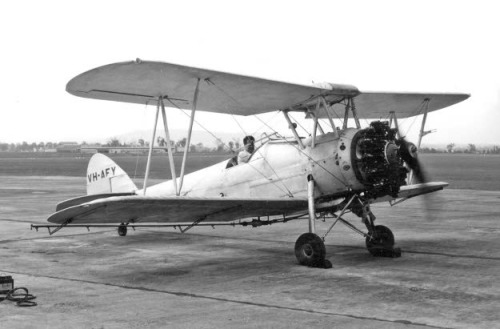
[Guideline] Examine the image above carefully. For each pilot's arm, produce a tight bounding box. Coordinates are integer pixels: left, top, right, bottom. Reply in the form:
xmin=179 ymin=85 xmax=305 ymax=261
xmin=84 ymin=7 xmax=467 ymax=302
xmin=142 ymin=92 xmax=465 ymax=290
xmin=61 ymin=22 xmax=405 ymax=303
xmin=238 ymin=150 xmax=251 ymax=164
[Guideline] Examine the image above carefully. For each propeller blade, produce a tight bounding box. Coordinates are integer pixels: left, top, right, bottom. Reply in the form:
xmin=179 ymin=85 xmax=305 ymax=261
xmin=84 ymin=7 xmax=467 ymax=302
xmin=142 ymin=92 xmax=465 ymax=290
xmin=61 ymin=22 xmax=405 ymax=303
xmin=397 ymin=136 xmax=438 ymax=220
xmin=398 ymin=137 xmax=427 ymax=184
xmin=393 ymin=124 xmax=436 ymax=220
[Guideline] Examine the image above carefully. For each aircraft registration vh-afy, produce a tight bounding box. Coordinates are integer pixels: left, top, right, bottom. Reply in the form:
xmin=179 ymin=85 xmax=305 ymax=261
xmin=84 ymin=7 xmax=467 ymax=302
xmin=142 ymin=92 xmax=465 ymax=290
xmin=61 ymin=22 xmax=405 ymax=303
xmin=32 ymin=59 xmax=469 ymax=268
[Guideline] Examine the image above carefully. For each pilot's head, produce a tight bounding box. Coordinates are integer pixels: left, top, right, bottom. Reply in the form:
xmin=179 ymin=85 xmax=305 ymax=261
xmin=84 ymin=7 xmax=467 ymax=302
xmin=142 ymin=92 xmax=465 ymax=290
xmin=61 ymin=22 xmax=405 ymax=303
xmin=243 ymin=135 xmax=255 ymax=153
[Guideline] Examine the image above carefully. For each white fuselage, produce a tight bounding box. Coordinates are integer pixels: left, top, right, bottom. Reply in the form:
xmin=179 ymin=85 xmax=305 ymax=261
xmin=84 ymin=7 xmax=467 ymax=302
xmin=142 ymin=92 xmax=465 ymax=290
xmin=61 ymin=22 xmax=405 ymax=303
xmin=139 ymin=129 xmax=365 ymax=200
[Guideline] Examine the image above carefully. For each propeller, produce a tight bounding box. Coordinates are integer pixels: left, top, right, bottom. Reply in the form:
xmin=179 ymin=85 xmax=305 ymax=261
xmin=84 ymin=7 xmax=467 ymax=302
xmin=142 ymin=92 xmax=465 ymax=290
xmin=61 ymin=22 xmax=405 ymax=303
xmin=395 ymin=134 xmax=441 ymax=220
xmin=398 ymin=137 xmax=427 ymax=184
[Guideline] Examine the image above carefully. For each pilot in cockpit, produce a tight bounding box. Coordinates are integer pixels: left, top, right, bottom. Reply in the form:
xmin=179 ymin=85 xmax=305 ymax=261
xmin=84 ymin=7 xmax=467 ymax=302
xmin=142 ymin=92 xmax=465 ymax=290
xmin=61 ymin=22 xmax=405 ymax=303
xmin=238 ymin=135 xmax=255 ymax=164
xmin=225 ymin=135 xmax=255 ymax=169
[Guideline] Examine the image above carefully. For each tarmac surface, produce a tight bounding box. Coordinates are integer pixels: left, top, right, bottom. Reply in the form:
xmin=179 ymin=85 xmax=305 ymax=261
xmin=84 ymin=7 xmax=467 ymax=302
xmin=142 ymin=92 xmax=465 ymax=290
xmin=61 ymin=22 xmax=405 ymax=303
xmin=0 ymin=176 xmax=499 ymax=328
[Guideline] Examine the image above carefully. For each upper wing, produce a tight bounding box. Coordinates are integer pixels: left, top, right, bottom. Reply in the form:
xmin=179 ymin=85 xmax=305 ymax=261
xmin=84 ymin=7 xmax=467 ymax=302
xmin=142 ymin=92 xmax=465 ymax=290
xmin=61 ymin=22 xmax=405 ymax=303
xmin=67 ymin=60 xmax=469 ymax=118
xmin=318 ymin=91 xmax=470 ymax=119
xmin=47 ymin=195 xmax=308 ymax=224
xmin=66 ymin=60 xmax=357 ymax=116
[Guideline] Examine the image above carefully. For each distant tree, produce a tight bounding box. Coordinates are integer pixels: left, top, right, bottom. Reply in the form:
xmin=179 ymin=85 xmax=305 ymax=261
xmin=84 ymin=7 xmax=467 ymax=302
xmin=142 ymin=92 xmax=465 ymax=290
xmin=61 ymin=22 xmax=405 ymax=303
xmin=138 ymin=139 xmax=145 ymax=147
xmin=157 ymin=136 xmax=165 ymax=147
xmin=215 ymin=139 xmax=225 ymax=152
xmin=194 ymin=142 xmax=210 ymax=152
xmin=0 ymin=143 xmax=8 ymax=151
xmin=228 ymin=141 xmax=234 ymax=152
xmin=468 ymin=144 xmax=476 ymax=153
xmin=107 ymin=138 xmax=121 ymax=147
xmin=21 ymin=141 xmax=29 ymax=151
xmin=232 ymin=138 xmax=241 ymax=151
xmin=446 ymin=143 xmax=455 ymax=153
xmin=176 ymin=137 xmax=187 ymax=148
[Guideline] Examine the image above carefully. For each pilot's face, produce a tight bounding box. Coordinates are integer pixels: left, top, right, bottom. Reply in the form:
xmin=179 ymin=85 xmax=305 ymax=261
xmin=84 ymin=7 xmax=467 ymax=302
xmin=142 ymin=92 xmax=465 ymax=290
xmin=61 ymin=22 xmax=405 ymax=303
xmin=246 ymin=141 xmax=255 ymax=153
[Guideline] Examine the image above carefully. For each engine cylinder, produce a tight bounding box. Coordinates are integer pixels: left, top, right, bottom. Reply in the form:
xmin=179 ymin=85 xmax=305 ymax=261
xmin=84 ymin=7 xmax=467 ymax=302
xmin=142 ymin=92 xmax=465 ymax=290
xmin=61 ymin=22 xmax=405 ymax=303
xmin=351 ymin=121 xmax=408 ymax=198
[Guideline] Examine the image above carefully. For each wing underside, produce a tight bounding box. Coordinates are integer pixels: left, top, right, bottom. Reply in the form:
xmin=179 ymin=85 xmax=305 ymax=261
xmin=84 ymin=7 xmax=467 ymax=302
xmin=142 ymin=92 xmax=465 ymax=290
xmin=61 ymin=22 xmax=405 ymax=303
xmin=67 ymin=60 xmax=469 ymax=118
xmin=47 ymin=183 xmax=448 ymax=225
xmin=371 ymin=182 xmax=449 ymax=204
xmin=319 ymin=92 xmax=469 ymax=119
xmin=47 ymin=195 xmax=309 ymax=224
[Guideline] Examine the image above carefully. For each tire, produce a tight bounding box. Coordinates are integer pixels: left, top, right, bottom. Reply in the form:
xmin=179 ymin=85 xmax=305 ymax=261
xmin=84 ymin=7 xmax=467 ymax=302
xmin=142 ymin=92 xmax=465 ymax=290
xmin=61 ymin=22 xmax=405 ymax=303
xmin=118 ymin=224 xmax=127 ymax=237
xmin=366 ymin=225 xmax=394 ymax=256
xmin=294 ymin=233 xmax=326 ymax=267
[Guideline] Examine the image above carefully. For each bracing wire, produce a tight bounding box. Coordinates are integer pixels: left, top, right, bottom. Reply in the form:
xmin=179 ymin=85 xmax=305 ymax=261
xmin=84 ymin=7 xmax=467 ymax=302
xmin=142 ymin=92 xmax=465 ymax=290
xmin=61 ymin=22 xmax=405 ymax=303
xmin=164 ymin=98 xmax=232 ymax=151
xmin=163 ymin=87 xmax=294 ymax=197
xmin=133 ymin=102 xmax=151 ymax=179
xmin=204 ymin=79 xmax=249 ymax=136
xmin=249 ymin=112 xmax=296 ymax=197
xmin=201 ymin=80 xmax=305 ymax=196
xmin=250 ymin=111 xmax=281 ymax=136
xmin=398 ymin=99 xmax=429 ymax=138
xmin=325 ymin=102 xmax=345 ymax=130
xmin=288 ymin=112 xmax=310 ymax=136
xmin=252 ymin=114 xmax=350 ymax=188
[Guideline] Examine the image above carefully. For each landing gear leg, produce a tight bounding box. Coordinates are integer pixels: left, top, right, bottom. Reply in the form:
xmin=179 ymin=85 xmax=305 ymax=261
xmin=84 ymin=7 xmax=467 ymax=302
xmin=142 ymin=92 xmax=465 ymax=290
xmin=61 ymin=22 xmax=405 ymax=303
xmin=294 ymin=176 xmax=332 ymax=268
xmin=118 ymin=223 xmax=128 ymax=237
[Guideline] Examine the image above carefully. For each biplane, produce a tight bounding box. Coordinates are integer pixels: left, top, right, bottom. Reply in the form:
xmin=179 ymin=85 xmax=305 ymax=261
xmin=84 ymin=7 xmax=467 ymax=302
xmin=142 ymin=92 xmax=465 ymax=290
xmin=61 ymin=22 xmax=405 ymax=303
xmin=32 ymin=59 xmax=469 ymax=268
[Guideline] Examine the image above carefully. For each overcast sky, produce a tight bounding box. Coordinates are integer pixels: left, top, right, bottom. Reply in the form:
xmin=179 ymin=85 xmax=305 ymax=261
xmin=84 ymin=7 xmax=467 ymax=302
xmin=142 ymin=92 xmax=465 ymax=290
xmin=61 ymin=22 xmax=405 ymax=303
xmin=1 ymin=0 xmax=498 ymax=146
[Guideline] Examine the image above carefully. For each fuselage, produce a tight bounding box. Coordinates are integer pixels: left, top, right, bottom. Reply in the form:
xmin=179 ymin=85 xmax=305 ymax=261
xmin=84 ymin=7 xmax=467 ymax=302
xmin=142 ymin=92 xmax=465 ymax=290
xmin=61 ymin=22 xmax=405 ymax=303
xmin=139 ymin=128 xmax=368 ymax=201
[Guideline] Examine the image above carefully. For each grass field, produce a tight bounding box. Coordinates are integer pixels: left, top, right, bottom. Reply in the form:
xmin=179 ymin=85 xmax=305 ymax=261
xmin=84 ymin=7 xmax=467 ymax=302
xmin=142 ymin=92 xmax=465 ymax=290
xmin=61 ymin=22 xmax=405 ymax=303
xmin=0 ymin=152 xmax=499 ymax=191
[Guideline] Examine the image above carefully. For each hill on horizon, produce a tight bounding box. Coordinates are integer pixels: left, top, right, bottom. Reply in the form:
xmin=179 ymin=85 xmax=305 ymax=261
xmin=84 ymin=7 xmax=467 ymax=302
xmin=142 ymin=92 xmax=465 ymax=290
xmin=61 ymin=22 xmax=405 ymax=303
xmin=111 ymin=129 xmax=244 ymax=148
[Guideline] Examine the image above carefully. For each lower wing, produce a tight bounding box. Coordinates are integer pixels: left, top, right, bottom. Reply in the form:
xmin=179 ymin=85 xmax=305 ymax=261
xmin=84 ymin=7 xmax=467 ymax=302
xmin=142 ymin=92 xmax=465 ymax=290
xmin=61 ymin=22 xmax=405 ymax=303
xmin=47 ymin=183 xmax=447 ymax=225
xmin=47 ymin=196 xmax=308 ymax=224
xmin=371 ymin=182 xmax=449 ymax=203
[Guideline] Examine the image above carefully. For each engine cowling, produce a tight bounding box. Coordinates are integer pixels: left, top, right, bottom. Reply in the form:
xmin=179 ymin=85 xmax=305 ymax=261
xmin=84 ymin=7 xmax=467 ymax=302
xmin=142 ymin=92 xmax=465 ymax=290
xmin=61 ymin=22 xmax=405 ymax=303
xmin=351 ymin=121 xmax=408 ymax=198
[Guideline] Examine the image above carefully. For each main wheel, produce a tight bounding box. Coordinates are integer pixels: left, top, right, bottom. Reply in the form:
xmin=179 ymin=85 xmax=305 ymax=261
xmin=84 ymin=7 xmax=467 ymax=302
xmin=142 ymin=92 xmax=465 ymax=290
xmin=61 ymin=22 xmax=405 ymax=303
xmin=295 ymin=233 xmax=326 ymax=267
xmin=118 ymin=224 xmax=128 ymax=237
xmin=366 ymin=225 xmax=394 ymax=256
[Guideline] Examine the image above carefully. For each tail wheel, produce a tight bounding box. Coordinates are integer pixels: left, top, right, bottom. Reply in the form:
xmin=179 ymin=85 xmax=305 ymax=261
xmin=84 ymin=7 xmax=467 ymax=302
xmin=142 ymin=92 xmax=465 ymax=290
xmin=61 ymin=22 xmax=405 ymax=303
xmin=118 ymin=224 xmax=128 ymax=237
xmin=295 ymin=233 xmax=326 ymax=267
xmin=366 ymin=225 xmax=394 ymax=256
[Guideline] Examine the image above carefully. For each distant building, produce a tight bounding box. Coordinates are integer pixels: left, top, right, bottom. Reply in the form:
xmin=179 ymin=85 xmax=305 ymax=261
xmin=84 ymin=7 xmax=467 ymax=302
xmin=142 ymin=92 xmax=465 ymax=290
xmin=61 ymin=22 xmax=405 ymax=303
xmin=80 ymin=146 xmax=170 ymax=154
xmin=56 ymin=142 xmax=80 ymax=153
